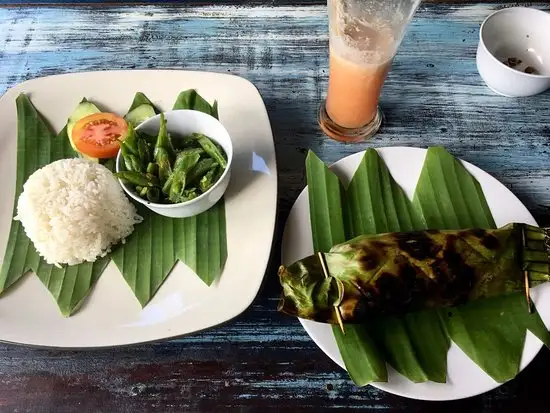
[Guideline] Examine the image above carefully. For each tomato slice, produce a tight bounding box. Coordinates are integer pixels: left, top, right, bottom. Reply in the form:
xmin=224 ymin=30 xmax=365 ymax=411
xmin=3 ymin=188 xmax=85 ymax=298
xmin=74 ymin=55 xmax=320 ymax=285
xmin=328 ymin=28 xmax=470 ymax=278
xmin=71 ymin=113 xmax=128 ymax=159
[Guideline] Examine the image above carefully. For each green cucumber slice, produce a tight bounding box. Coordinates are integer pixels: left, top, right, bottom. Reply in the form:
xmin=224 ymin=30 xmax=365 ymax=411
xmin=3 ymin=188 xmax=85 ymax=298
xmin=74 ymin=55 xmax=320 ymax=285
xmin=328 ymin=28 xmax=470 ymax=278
xmin=66 ymin=99 xmax=101 ymax=161
xmin=124 ymin=104 xmax=156 ymax=127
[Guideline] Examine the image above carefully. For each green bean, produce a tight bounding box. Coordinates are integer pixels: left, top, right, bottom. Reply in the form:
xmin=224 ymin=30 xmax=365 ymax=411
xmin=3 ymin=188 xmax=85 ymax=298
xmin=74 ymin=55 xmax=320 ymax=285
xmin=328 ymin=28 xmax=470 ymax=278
xmin=145 ymin=173 xmax=159 ymax=186
xmin=162 ymin=174 xmax=174 ymax=194
xmin=122 ymin=155 xmax=134 ymax=172
xmin=122 ymin=123 xmax=139 ymax=155
xmin=130 ymin=155 xmax=142 ymax=173
xmin=199 ymin=167 xmax=218 ymax=193
xmin=214 ymin=162 xmax=225 ymax=181
xmin=182 ymin=188 xmax=199 ymax=201
xmin=119 ymin=140 xmax=140 ymax=172
xmin=181 ymin=136 xmax=199 ymax=148
xmin=138 ymin=139 xmax=151 ymax=165
xmin=155 ymin=147 xmax=172 ymax=184
xmin=187 ymin=158 xmax=217 ymax=185
xmin=168 ymin=178 xmax=184 ymax=203
xmin=119 ymin=140 xmax=133 ymax=158
xmin=115 ymin=171 xmax=155 ymax=187
xmin=146 ymin=162 xmax=158 ymax=175
xmin=165 ymin=152 xmax=201 ymax=202
xmin=118 ymin=141 xmax=136 ymax=171
xmin=168 ymin=159 xmax=198 ymax=201
xmin=139 ymin=186 xmax=149 ymax=198
xmin=194 ymin=134 xmax=227 ymax=168
xmin=171 ymin=134 xmax=198 ymax=150
xmin=154 ymin=113 xmax=175 ymax=162
xmin=177 ymin=147 xmax=205 ymax=160
xmin=136 ymin=131 xmax=157 ymax=145
xmin=146 ymin=187 xmax=160 ymax=203
xmin=173 ymin=151 xmax=201 ymax=174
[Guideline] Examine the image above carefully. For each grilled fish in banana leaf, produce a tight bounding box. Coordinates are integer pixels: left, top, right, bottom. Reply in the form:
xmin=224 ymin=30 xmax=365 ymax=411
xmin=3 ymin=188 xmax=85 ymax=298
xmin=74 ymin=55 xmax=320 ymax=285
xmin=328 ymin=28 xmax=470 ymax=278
xmin=278 ymin=223 xmax=550 ymax=324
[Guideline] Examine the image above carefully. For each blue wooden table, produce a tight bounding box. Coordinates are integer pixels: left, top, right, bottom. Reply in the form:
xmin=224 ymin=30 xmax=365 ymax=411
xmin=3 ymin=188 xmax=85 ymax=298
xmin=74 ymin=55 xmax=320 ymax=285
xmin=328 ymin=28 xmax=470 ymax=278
xmin=1 ymin=1 xmax=549 ymax=411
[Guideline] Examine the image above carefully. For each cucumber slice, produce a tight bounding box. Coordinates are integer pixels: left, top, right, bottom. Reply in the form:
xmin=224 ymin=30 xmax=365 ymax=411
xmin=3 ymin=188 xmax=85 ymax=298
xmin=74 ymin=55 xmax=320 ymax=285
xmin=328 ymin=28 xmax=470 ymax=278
xmin=124 ymin=104 xmax=156 ymax=127
xmin=67 ymin=100 xmax=101 ymax=161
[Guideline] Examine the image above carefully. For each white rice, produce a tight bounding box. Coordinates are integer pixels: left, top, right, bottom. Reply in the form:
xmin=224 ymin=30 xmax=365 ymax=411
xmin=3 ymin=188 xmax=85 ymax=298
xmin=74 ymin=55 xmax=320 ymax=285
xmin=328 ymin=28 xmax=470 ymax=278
xmin=15 ymin=158 xmax=142 ymax=266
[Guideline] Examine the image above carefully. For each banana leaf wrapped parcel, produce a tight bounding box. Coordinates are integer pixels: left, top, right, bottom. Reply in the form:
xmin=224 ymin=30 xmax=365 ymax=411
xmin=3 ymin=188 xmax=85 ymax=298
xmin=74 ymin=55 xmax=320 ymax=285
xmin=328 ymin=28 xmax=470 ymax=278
xmin=278 ymin=223 xmax=550 ymax=324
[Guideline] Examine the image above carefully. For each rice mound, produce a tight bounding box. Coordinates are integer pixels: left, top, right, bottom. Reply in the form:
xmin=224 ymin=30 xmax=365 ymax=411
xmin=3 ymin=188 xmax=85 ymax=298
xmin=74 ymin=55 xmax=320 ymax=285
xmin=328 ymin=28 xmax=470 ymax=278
xmin=15 ymin=158 xmax=142 ymax=266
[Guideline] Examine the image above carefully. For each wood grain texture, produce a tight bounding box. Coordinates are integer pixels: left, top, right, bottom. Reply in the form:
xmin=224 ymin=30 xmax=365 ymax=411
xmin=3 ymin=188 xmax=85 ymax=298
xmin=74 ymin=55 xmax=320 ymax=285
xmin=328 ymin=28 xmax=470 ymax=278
xmin=1 ymin=0 xmax=548 ymax=6
xmin=1 ymin=2 xmax=550 ymax=412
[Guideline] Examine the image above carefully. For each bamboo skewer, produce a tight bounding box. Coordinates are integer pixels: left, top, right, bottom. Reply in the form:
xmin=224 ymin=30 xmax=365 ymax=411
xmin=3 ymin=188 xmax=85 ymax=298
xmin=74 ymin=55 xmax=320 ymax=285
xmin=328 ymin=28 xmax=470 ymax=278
xmin=521 ymin=227 xmax=532 ymax=313
xmin=524 ymin=270 xmax=532 ymax=314
xmin=521 ymin=226 xmax=532 ymax=313
xmin=317 ymin=251 xmax=345 ymax=334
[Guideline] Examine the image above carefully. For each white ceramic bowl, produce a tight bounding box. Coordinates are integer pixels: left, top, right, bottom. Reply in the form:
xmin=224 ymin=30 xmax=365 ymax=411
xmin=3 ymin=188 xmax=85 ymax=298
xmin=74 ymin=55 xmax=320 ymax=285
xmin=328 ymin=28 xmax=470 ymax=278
xmin=476 ymin=7 xmax=550 ymax=97
xmin=116 ymin=110 xmax=233 ymax=218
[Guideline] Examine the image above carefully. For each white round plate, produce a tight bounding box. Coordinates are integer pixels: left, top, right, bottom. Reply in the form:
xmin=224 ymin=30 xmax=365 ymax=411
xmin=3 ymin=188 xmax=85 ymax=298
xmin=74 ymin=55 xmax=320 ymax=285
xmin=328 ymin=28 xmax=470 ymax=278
xmin=281 ymin=146 xmax=550 ymax=401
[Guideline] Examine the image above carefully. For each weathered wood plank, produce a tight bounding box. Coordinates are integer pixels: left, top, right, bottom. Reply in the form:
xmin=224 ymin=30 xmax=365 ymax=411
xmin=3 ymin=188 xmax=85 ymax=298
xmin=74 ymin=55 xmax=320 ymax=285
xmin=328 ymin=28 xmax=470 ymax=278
xmin=1 ymin=0 xmax=548 ymax=5
xmin=0 ymin=2 xmax=549 ymax=412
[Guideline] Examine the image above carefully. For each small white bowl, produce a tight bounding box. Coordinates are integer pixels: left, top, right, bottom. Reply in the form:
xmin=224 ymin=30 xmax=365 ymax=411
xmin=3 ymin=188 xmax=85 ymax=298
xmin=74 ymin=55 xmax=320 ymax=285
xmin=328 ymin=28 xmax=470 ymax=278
xmin=476 ymin=7 xmax=550 ymax=97
xmin=116 ymin=110 xmax=233 ymax=218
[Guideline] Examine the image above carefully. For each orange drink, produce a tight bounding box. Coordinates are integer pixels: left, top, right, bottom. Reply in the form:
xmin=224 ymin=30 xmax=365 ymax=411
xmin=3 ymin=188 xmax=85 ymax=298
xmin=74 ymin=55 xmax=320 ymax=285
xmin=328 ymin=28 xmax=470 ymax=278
xmin=319 ymin=0 xmax=421 ymax=142
xmin=326 ymin=49 xmax=392 ymax=130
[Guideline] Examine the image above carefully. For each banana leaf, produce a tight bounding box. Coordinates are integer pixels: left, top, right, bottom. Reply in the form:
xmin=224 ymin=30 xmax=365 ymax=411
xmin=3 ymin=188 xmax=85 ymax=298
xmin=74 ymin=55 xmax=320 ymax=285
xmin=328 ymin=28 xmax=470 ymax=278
xmin=305 ymin=151 xmax=387 ymax=385
xmin=0 ymin=92 xmax=227 ymax=315
xmin=344 ymin=149 xmax=449 ymax=383
xmin=0 ymin=95 xmax=110 ymax=316
xmin=110 ymin=92 xmax=227 ymax=304
xmin=305 ymin=150 xmax=447 ymax=383
xmin=302 ymin=147 xmax=550 ymax=384
xmin=173 ymin=89 xmax=217 ymax=117
xmin=128 ymin=91 xmax=159 ymax=113
xmin=414 ymin=147 xmax=550 ymax=382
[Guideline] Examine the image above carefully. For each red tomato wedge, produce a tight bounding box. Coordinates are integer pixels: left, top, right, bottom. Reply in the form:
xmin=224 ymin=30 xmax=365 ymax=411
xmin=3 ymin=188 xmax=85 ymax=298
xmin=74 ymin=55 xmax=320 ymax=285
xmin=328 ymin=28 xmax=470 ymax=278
xmin=71 ymin=113 xmax=128 ymax=159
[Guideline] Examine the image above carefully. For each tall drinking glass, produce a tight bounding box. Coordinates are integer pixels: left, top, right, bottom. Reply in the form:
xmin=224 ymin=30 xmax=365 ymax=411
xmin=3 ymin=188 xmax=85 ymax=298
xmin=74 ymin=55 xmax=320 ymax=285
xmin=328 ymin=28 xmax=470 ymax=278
xmin=319 ymin=0 xmax=422 ymax=142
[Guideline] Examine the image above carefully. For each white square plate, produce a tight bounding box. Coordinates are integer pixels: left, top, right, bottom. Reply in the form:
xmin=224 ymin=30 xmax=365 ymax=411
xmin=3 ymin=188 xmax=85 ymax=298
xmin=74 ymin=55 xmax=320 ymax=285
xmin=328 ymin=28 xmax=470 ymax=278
xmin=0 ymin=70 xmax=277 ymax=348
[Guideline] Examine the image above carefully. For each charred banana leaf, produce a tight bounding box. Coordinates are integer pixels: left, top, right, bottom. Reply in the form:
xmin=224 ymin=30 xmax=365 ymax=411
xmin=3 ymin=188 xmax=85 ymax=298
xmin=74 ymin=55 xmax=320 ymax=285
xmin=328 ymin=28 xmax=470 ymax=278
xmin=278 ymin=223 xmax=550 ymax=324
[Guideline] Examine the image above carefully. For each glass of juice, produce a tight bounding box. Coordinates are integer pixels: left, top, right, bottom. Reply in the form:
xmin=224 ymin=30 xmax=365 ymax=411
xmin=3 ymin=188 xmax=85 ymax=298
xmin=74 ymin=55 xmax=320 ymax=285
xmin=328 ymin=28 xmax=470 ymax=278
xmin=319 ymin=0 xmax=422 ymax=142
